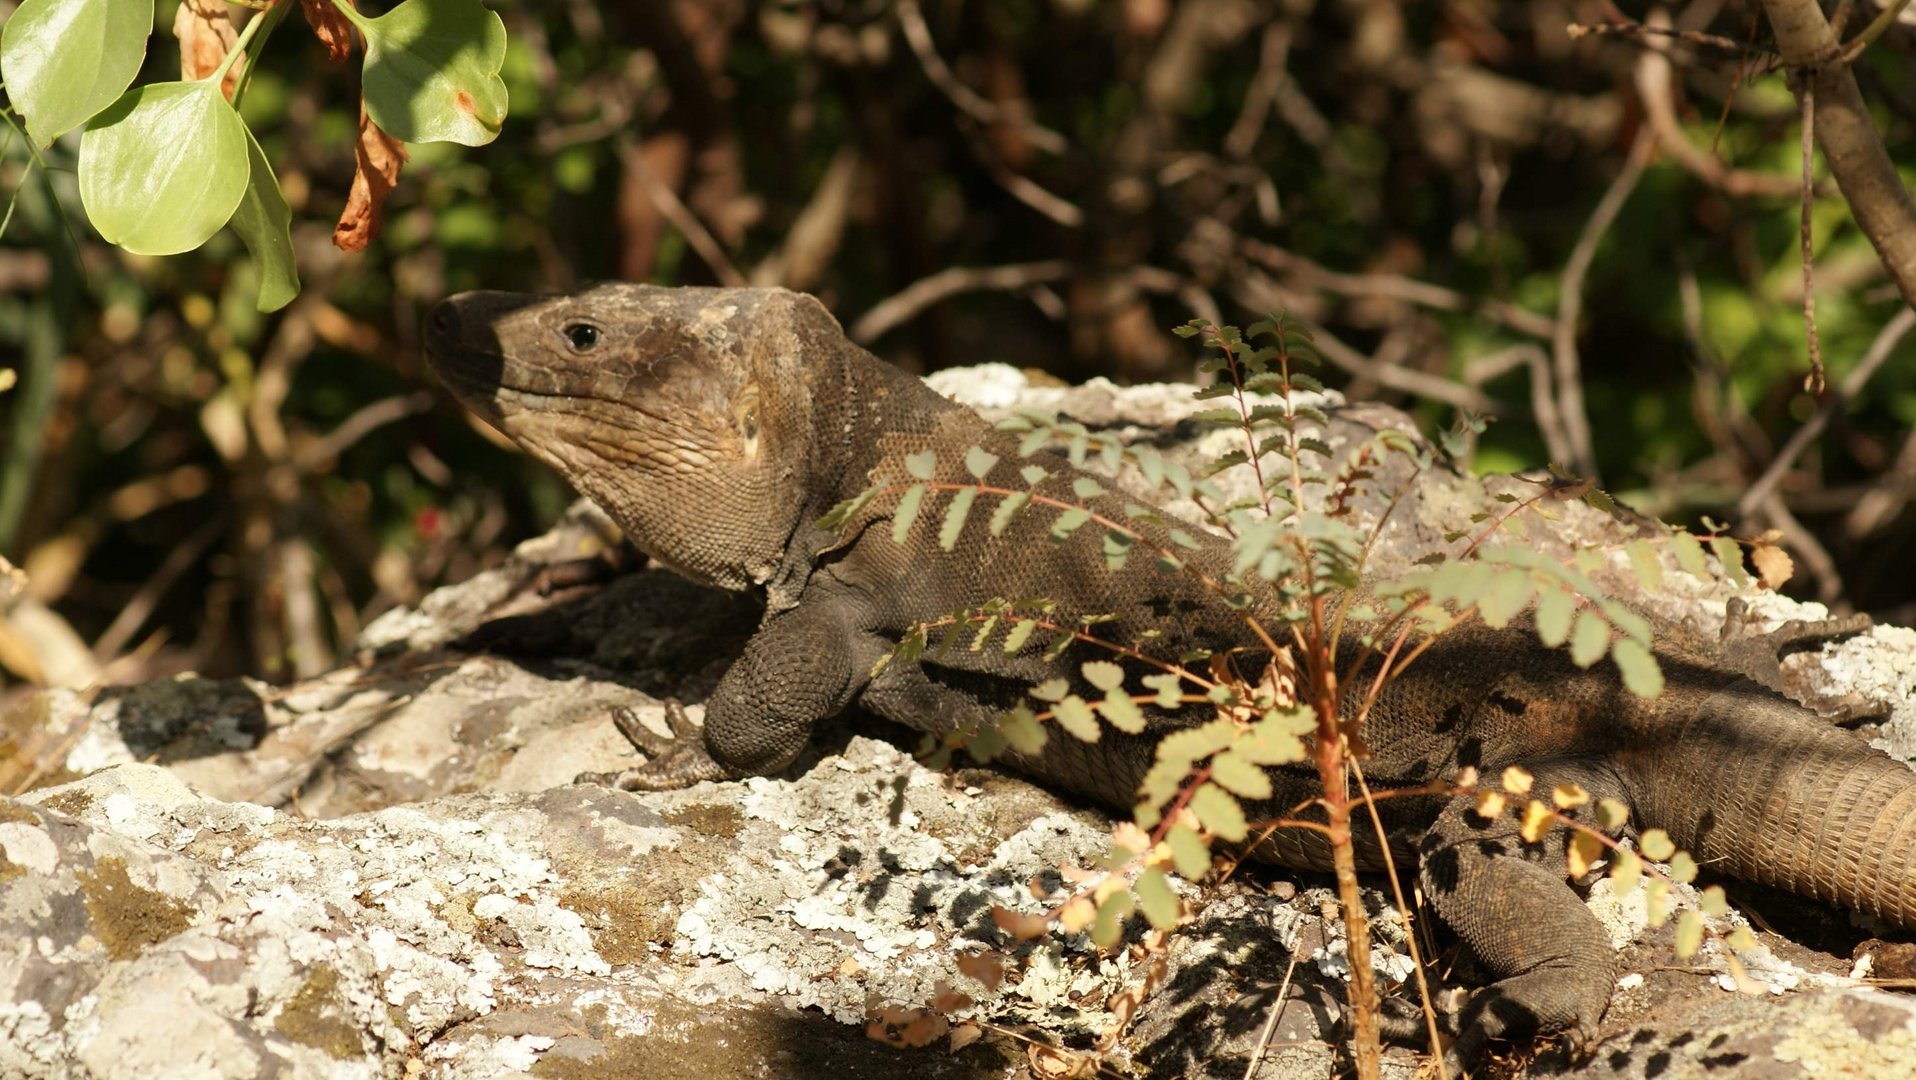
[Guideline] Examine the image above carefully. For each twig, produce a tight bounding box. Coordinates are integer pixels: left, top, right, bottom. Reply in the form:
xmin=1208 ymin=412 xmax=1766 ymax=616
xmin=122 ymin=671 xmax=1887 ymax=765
xmin=1757 ymin=491 xmax=1844 ymax=603
xmin=1240 ymin=239 xmax=1556 ymax=338
xmin=617 ymin=137 xmax=745 ymax=287
xmin=295 ymin=392 xmax=432 ymax=472
xmin=1737 ymin=306 xmax=1916 ymax=517
xmin=896 ymin=0 xmax=1067 ymax=155
xmin=1301 ymin=317 xmax=1500 ymax=415
xmin=1567 ymin=19 xmax=1779 ymax=59
xmin=1225 ymin=23 xmax=1289 ymax=160
xmin=987 ymin=164 xmax=1084 ymax=228
xmin=1633 ymin=20 xmax=1800 ymax=198
xmin=1798 ymin=79 xmax=1826 ymax=394
xmin=1762 ymin=0 xmax=1916 ymax=311
xmin=1553 ymin=128 xmax=1655 ymax=478
xmin=1838 ymin=0 xmax=1915 ymax=63
xmin=89 ymin=516 xmax=226 ymax=664
xmin=851 ymin=260 xmax=1071 ymax=343
xmin=1243 ymin=948 xmax=1304 ymax=1080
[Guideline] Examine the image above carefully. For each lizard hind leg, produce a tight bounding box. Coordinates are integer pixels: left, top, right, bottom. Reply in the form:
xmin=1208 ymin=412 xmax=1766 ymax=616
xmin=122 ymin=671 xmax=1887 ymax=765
xmin=577 ymin=699 xmax=731 ymax=790
xmin=1418 ymin=763 xmax=1626 ymax=1068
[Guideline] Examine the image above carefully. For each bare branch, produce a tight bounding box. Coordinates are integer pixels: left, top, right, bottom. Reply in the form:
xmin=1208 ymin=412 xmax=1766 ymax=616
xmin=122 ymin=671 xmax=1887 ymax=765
xmin=1737 ymin=305 xmax=1916 ymax=518
xmin=1799 ymin=80 xmax=1826 ymax=394
xmin=1239 ymin=239 xmax=1556 ymax=338
xmin=896 ymin=0 xmax=1068 ymax=156
xmin=851 ymin=261 xmax=1072 ymax=344
xmin=617 ymin=137 xmax=745 ymax=287
xmin=1553 ymin=129 xmax=1655 ymax=478
xmin=1761 ymin=0 xmax=1916 ymax=310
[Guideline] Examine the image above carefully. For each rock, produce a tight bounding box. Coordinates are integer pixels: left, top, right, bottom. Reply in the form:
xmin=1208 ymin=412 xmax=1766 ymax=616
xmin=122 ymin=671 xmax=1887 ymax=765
xmin=4 ymin=367 xmax=1912 ymax=1078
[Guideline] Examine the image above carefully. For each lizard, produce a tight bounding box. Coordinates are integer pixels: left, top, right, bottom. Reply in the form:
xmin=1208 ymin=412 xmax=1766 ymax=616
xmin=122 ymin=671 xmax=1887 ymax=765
xmin=422 ymin=282 xmax=1915 ymax=1064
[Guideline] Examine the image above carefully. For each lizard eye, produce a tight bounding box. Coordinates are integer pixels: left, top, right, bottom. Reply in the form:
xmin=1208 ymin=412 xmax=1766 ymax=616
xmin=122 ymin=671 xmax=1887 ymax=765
xmin=562 ymin=323 xmax=602 ymax=352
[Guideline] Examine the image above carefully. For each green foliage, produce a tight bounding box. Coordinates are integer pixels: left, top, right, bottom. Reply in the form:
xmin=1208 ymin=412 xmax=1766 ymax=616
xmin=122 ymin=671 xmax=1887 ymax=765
xmin=3 ymin=0 xmax=509 ymax=310
xmin=339 ymin=0 xmax=508 ymax=146
xmin=0 ymin=0 xmax=150 ymax=149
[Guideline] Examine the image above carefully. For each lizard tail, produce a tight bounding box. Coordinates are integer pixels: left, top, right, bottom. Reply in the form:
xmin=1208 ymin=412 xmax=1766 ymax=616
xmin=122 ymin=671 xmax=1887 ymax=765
xmin=1636 ymin=689 xmax=1916 ymax=929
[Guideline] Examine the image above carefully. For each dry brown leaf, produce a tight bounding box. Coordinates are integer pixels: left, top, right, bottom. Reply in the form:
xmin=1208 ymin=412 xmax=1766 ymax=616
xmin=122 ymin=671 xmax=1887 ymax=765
xmin=990 ymin=906 xmax=1050 ymax=941
xmin=954 ymin=951 xmax=1004 ymax=991
xmin=1750 ymin=542 xmax=1795 ymax=590
xmin=176 ymin=0 xmax=241 ymax=100
xmin=300 ymin=0 xmax=355 ymax=64
xmin=947 ymin=1022 xmax=983 ymax=1053
xmin=334 ymin=105 xmax=409 ymax=253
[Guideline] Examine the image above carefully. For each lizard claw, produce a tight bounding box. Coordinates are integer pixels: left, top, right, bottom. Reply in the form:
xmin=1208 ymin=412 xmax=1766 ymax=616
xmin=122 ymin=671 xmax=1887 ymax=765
xmin=576 ymin=700 xmax=732 ymax=791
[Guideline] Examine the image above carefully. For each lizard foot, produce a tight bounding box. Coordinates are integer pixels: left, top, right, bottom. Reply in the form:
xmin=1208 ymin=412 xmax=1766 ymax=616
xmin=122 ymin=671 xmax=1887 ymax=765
xmin=576 ymin=700 xmax=732 ymax=791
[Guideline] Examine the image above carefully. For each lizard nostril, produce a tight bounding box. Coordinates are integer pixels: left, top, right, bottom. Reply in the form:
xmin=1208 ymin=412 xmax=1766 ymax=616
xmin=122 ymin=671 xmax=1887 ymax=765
xmin=429 ymin=302 xmax=460 ymax=341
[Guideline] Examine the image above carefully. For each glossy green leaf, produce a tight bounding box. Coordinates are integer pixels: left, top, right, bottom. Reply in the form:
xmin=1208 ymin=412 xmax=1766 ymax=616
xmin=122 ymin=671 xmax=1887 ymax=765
xmin=228 ymin=125 xmax=299 ymax=311
xmin=79 ymin=81 xmax=249 ymax=255
xmin=342 ymin=0 xmax=509 ymax=146
xmin=1 ymin=0 xmax=151 ymax=148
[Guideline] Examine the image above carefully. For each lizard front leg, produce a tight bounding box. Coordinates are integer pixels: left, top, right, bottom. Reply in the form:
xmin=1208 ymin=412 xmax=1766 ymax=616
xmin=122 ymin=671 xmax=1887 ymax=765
xmin=1417 ymin=761 xmax=1626 ymax=1067
xmin=580 ymin=599 xmax=864 ymax=791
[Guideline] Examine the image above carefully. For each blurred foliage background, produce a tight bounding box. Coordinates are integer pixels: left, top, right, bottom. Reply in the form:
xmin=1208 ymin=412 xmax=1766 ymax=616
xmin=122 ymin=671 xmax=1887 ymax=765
xmin=1 ymin=0 xmax=1913 ymax=698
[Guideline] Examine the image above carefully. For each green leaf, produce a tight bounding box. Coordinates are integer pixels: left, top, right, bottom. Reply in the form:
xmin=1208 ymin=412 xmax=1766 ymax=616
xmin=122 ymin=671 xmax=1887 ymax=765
xmin=1626 ymin=540 xmax=1664 ymax=590
xmin=1568 ymin=610 xmax=1609 ymax=668
xmin=1477 ymin=570 xmax=1533 ymax=629
xmin=1072 ymin=476 xmax=1106 ymax=499
xmin=1209 ymin=750 xmax=1273 ymax=800
xmin=999 ymin=706 xmax=1047 ymax=756
xmin=1134 ymin=867 xmax=1180 ymax=930
xmin=228 ymin=125 xmax=299 ymax=311
xmin=890 ymin=484 xmax=926 ymax=544
xmin=1640 ymin=828 xmax=1675 ymax=861
xmin=1709 ymin=535 xmax=1750 ymax=587
xmin=1611 ymin=637 xmax=1664 ymax=698
xmin=1019 ymin=464 xmax=1049 ymax=486
xmin=1 ymin=0 xmax=151 ymax=149
xmin=1189 ymin=783 xmax=1248 ymax=842
xmin=1052 ymin=695 xmax=1100 ymax=742
xmin=1167 ymin=824 xmax=1212 ymax=880
xmin=904 ymin=450 xmax=937 ymax=480
xmin=1029 ymin=678 xmax=1069 ymax=703
xmin=1080 ymin=661 xmax=1125 ymax=692
xmin=1673 ymin=910 xmax=1703 ymax=959
xmin=988 ymin=490 xmax=1031 ymax=536
xmin=1001 ymin=617 xmax=1039 ymax=654
xmin=1096 ymin=694 xmax=1146 ymax=734
xmin=79 ymin=81 xmax=250 ymax=255
xmin=938 ymin=488 xmax=977 ymax=552
xmin=1141 ymin=673 xmax=1183 ymax=710
xmin=1050 ymin=507 xmax=1090 ymax=541
xmin=1610 ymin=848 xmax=1641 ymax=895
xmin=1091 ymin=889 xmax=1133 ymax=949
xmin=341 ymin=0 xmax=509 ymax=146
xmin=1535 ymin=587 xmax=1575 ymax=648
xmin=964 ymin=445 xmax=999 ymax=479
xmin=1102 ymin=529 xmax=1132 ymax=570
xmin=1670 ymin=532 xmax=1708 ymax=578
xmin=1673 ymin=853 xmax=1700 ymax=887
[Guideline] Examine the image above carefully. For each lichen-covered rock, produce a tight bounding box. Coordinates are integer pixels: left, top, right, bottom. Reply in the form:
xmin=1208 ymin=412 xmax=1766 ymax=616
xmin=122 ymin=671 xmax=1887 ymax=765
xmin=4 ymin=367 xmax=1912 ymax=1078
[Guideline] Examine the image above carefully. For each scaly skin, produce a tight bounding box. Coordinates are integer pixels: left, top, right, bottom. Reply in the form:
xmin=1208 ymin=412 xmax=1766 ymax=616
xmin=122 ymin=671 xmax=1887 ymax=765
xmin=423 ymin=283 xmax=1911 ymax=1062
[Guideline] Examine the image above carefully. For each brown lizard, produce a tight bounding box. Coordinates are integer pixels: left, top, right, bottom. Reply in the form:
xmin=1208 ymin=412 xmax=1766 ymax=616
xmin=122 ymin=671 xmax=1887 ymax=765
xmin=423 ymin=282 xmax=1913 ymax=1064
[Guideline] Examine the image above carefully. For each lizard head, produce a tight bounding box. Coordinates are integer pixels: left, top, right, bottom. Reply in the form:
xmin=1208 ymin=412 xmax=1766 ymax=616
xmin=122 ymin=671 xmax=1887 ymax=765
xmin=424 ymin=283 xmax=844 ymax=591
